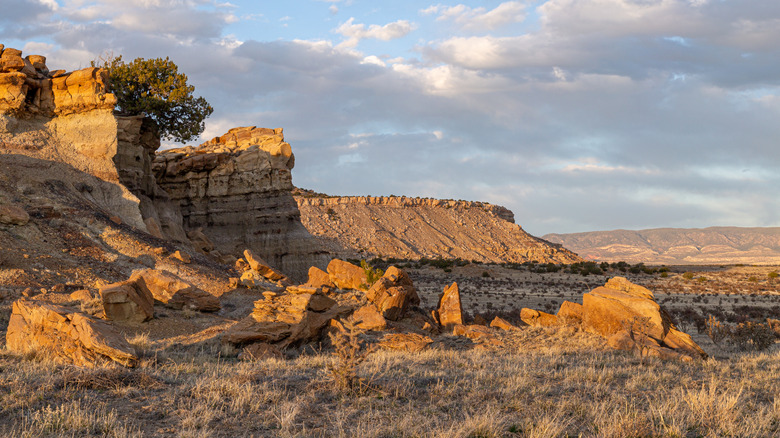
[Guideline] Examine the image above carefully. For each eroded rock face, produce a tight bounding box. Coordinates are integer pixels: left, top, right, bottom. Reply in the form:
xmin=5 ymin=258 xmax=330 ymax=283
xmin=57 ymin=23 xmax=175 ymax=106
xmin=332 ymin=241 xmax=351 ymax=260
xmin=153 ymin=127 xmax=330 ymax=281
xmin=6 ymin=299 xmax=138 ymax=367
xmin=129 ymin=269 xmax=220 ymax=312
xmin=327 ymin=259 xmax=367 ymax=290
xmin=433 ymin=282 xmax=463 ymax=328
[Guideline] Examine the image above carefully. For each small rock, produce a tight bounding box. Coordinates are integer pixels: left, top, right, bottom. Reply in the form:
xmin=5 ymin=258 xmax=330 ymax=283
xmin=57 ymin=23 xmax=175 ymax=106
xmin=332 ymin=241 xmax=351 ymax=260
xmin=490 ymin=316 xmax=520 ymax=331
xmin=0 ymin=203 xmax=29 ymax=225
xmin=171 ymin=250 xmax=191 ymax=263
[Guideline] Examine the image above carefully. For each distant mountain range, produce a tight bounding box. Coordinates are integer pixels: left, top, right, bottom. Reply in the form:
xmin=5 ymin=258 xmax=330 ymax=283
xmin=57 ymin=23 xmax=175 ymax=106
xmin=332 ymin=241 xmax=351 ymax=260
xmin=543 ymin=227 xmax=780 ymax=265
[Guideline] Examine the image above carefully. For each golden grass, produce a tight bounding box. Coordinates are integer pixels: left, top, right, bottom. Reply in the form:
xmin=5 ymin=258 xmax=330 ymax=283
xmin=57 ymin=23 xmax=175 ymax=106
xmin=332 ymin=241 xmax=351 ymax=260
xmin=0 ymin=325 xmax=777 ymax=437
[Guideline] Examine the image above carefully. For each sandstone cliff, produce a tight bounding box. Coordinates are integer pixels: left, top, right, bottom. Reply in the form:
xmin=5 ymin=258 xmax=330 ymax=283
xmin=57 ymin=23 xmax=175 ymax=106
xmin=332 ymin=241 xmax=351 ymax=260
xmin=295 ymin=193 xmax=581 ymax=264
xmin=543 ymin=226 xmax=780 ymax=265
xmin=153 ymin=127 xmax=330 ymax=281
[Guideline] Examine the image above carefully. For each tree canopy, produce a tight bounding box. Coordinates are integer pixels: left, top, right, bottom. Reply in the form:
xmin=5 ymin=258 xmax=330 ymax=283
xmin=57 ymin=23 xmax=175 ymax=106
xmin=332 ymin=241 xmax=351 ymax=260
xmin=95 ymin=55 xmax=213 ymax=143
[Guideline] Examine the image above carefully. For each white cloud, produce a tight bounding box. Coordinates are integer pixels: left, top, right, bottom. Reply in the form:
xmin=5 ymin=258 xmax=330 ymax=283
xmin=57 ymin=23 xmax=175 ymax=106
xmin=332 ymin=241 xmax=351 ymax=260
xmin=335 ymin=17 xmax=416 ymax=48
xmin=422 ymin=1 xmax=527 ymax=31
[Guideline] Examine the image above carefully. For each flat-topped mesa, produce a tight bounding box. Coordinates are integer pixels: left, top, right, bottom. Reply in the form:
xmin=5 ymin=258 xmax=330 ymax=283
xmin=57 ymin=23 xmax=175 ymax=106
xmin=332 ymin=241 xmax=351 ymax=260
xmin=153 ymin=127 xmax=329 ymax=282
xmin=295 ymin=193 xmax=582 ymax=264
xmin=297 ymin=195 xmax=515 ymax=224
xmin=0 ymin=45 xmax=116 ymax=116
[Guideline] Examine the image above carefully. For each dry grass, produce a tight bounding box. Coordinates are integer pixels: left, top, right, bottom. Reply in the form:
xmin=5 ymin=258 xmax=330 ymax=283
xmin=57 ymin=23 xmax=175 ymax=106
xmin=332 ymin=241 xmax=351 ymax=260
xmin=0 ymin=325 xmax=778 ymax=437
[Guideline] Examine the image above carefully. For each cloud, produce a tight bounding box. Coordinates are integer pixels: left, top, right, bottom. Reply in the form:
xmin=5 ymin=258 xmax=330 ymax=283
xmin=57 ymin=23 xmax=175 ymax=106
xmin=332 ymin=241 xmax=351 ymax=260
xmin=335 ymin=17 xmax=416 ymax=48
xmin=421 ymin=2 xmax=527 ymax=31
xmin=0 ymin=0 xmax=55 ymax=23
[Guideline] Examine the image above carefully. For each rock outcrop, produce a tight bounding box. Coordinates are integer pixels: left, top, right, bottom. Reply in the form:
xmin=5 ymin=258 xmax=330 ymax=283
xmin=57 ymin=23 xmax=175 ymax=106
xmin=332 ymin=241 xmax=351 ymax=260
xmin=153 ymin=127 xmax=330 ymax=281
xmin=295 ymin=193 xmax=582 ymax=264
xmin=129 ymin=269 xmax=221 ymax=312
xmin=433 ymin=282 xmax=463 ymax=328
xmin=6 ymin=299 xmax=138 ymax=367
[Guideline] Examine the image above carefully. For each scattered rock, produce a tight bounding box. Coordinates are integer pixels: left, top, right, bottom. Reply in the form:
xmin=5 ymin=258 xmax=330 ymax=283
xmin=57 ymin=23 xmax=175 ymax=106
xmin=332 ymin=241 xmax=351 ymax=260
xmin=244 ymin=249 xmax=287 ymax=282
xmin=305 ymin=266 xmax=335 ymax=289
xmin=520 ymin=308 xmax=558 ymax=327
xmin=556 ymin=301 xmax=583 ymax=324
xmin=352 ymin=305 xmax=387 ymax=331
xmin=365 ymin=266 xmax=420 ymax=320
xmin=69 ymin=289 xmax=93 ymax=302
xmin=99 ymin=280 xmax=154 ymax=323
xmin=5 ymin=299 xmax=138 ymax=367
xmin=188 ymin=228 xmax=215 ymax=254
xmin=433 ymin=282 xmax=463 ymax=328
xmin=327 ymin=259 xmax=367 ymax=290
xmin=129 ymin=269 xmax=220 ymax=312
xmin=0 ymin=203 xmax=29 ymax=225
xmin=378 ymin=333 xmax=433 ymax=353
xmin=490 ymin=316 xmax=520 ymax=331
xmin=171 ymin=250 xmax=191 ymax=264
xmin=144 ymin=217 xmax=164 ymax=239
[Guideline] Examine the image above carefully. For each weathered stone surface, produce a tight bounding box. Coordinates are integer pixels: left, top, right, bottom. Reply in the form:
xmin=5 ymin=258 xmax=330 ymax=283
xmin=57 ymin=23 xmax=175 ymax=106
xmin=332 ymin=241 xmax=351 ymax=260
xmin=153 ymin=127 xmax=330 ymax=282
xmin=520 ymin=308 xmax=558 ymax=327
xmin=490 ymin=316 xmax=519 ymax=331
xmin=327 ymin=259 xmax=367 ymax=290
xmin=433 ymin=282 xmax=463 ymax=328
xmin=99 ymin=280 xmax=154 ymax=323
xmin=352 ymin=305 xmax=387 ymax=331
xmin=129 ymin=269 xmax=220 ymax=312
xmin=557 ymin=301 xmax=583 ymax=324
xmin=305 ymin=266 xmax=335 ymax=289
xmin=0 ymin=203 xmax=29 ymax=225
xmin=583 ymin=278 xmax=707 ymax=359
xmin=6 ymin=299 xmax=138 ymax=367
xmin=222 ymin=290 xmax=346 ymax=348
xmin=378 ymin=333 xmax=433 ymax=352
xmin=244 ymin=249 xmax=287 ymax=282
xmin=365 ymin=266 xmax=420 ymax=320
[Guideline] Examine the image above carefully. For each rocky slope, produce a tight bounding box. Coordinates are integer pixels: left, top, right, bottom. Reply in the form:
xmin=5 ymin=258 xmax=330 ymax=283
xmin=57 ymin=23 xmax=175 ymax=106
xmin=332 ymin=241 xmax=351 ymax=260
xmin=295 ymin=193 xmax=582 ymax=264
xmin=543 ymin=227 xmax=780 ymax=265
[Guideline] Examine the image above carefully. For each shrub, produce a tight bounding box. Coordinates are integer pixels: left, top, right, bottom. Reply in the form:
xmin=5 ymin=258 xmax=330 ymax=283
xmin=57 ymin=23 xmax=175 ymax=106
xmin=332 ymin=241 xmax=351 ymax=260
xmin=682 ymin=272 xmax=694 ymax=280
xmin=327 ymin=319 xmax=377 ymax=393
xmin=360 ymin=260 xmax=384 ymax=287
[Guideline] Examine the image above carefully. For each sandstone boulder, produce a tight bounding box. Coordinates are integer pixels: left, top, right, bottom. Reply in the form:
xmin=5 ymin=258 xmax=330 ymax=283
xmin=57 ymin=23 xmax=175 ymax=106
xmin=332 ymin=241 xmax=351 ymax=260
xmin=327 ymin=259 xmax=367 ymax=290
xmin=129 ymin=269 xmax=220 ymax=312
xmin=99 ymin=280 xmax=154 ymax=323
xmin=352 ymin=305 xmax=387 ymax=331
xmin=490 ymin=316 xmax=520 ymax=331
xmin=433 ymin=282 xmax=463 ymax=328
xmin=520 ymin=308 xmax=558 ymax=327
xmin=604 ymin=277 xmax=654 ymax=299
xmin=365 ymin=266 xmax=420 ymax=320
xmin=378 ymin=333 xmax=433 ymax=353
xmin=244 ymin=249 xmax=287 ymax=282
xmin=0 ymin=203 xmax=29 ymax=225
xmin=69 ymin=289 xmax=94 ymax=302
xmin=188 ymin=228 xmax=215 ymax=254
xmin=171 ymin=250 xmax=191 ymax=263
xmin=557 ymin=301 xmax=583 ymax=324
xmin=305 ymin=266 xmax=335 ymax=289
xmin=222 ymin=290 xmax=347 ymax=349
xmin=6 ymin=299 xmax=138 ymax=367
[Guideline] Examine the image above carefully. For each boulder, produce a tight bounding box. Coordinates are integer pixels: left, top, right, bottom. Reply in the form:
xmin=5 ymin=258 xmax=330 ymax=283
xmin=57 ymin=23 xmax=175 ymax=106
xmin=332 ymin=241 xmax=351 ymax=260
xmin=99 ymin=280 xmax=154 ymax=323
xmin=378 ymin=333 xmax=433 ymax=353
xmin=187 ymin=228 xmax=215 ymax=254
xmin=129 ymin=269 xmax=220 ymax=312
xmin=490 ymin=316 xmax=520 ymax=331
xmin=244 ymin=249 xmax=287 ymax=282
xmin=171 ymin=250 xmax=191 ymax=263
xmin=69 ymin=289 xmax=94 ymax=302
xmin=0 ymin=203 xmax=29 ymax=225
xmin=222 ymin=291 xmax=347 ymax=349
xmin=6 ymin=299 xmax=138 ymax=367
xmin=327 ymin=259 xmax=367 ymax=290
xmin=352 ymin=305 xmax=387 ymax=331
xmin=557 ymin=301 xmax=583 ymax=324
xmin=365 ymin=266 xmax=420 ymax=320
xmin=305 ymin=266 xmax=335 ymax=289
xmin=433 ymin=282 xmax=463 ymax=328
xmin=520 ymin=308 xmax=558 ymax=327
xmin=143 ymin=217 xmax=165 ymax=239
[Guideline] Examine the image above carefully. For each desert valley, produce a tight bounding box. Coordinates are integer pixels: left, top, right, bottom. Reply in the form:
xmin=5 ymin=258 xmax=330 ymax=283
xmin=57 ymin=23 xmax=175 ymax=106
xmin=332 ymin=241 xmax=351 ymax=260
xmin=0 ymin=42 xmax=779 ymax=438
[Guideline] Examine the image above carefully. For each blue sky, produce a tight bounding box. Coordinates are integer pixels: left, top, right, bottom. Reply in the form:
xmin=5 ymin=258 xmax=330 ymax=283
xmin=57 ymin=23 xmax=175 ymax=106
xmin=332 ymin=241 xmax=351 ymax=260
xmin=3 ymin=0 xmax=780 ymax=235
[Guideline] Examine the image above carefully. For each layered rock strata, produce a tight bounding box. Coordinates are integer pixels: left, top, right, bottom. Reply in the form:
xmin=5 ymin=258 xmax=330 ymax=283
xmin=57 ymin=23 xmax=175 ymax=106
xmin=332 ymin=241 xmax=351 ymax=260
xmin=296 ymin=194 xmax=582 ymax=264
xmin=154 ymin=127 xmax=330 ymax=281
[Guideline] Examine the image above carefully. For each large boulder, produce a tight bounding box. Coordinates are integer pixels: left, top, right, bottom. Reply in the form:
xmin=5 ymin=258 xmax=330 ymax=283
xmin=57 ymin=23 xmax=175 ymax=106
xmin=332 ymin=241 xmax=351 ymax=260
xmin=557 ymin=301 xmax=583 ymax=324
xmin=433 ymin=282 xmax=463 ymax=328
xmin=305 ymin=266 xmax=335 ymax=289
xmin=6 ymin=299 xmax=138 ymax=367
xmin=99 ymin=280 xmax=154 ymax=323
xmin=327 ymin=259 xmax=367 ymax=290
xmin=520 ymin=308 xmax=558 ymax=327
xmin=365 ymin=266 xmax=420 ymax=320
xmin=129 ymin=269 xmax=220 ymax=312
xmin=244 ymin=249 xmax=287 ymax=282
xmin=583 ymin=277 xmax=707 ymax=359
xmin=352 ymin=305 xmax=387 ymax=331
xmin=222 ymin=290 xmax=346 ymax=349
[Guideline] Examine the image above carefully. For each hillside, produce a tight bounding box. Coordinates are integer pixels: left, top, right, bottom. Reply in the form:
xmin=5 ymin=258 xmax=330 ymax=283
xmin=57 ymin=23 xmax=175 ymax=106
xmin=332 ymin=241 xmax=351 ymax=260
xmin=543 ymin=226 xmax=780 ymax=265
xmin=295 ymin=191 xmax=582 ymax=264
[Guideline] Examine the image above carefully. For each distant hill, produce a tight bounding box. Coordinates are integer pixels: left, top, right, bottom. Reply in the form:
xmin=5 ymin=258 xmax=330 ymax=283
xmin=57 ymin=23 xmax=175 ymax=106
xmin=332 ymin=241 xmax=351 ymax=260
xmin=543 ymin=227 xmax=780 ymax=265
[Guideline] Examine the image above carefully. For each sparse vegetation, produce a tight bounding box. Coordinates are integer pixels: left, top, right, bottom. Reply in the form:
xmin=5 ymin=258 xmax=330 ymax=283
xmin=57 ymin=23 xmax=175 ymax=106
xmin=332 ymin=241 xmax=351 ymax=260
xmin=360 ymin=259 xmax=384 ymax=287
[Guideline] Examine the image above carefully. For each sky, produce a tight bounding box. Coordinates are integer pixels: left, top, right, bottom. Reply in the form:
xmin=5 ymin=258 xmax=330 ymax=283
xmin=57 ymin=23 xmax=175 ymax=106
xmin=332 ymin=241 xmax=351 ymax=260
xmin=3 ymin=0 xmax=780 ymax=236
